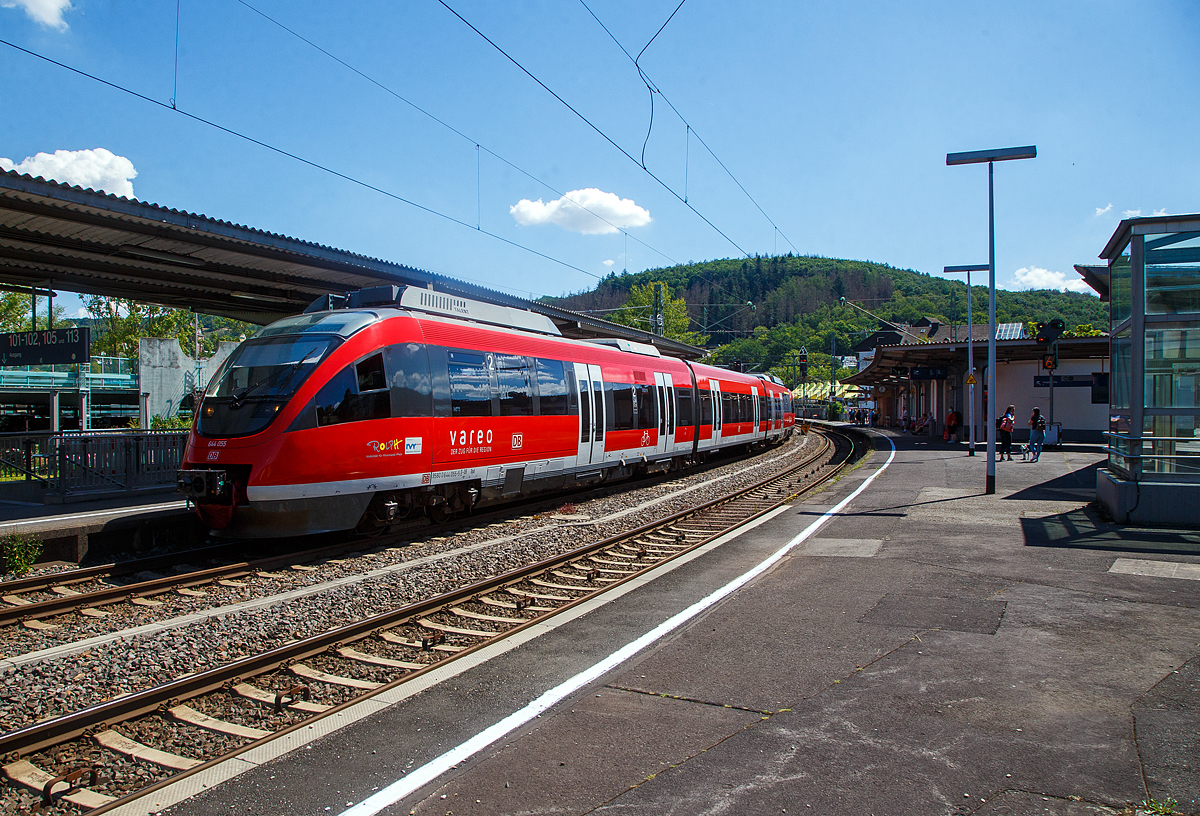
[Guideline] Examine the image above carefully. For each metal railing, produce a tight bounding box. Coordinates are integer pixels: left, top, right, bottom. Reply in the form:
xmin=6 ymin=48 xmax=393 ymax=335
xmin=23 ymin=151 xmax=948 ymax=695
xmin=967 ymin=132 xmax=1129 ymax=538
xmin=0 ymin=430 xmax=189 ymax=499
xmin=1104 ymin=431 xmax=1200 ymax=481
xmin=0 ymin=356 xmax=139 ymax=391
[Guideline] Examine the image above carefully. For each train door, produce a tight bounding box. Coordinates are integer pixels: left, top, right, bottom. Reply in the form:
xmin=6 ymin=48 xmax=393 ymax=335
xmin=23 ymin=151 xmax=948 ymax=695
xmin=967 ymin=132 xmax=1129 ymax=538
xmin=752 ymin=385 xmax=760 ymax=440
xmin=573 ymin=363 xmax=606 ymax=466
xmin=710 ymin=378 xmax=722 ymax=447
xmin=653 ymin=372 xmax=672 ymax=456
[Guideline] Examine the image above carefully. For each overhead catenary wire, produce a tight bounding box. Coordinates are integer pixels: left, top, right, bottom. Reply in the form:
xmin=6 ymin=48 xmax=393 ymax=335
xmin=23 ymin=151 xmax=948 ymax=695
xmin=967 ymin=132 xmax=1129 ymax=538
xmin=0 ymin=36 xmax=610 ymax=293
xmin=577 ymin=0 xmax=800 ymax=255
xmin=436 ymin=0 xmax=752 ymax=261
xmin=233 ymin=0 xmax=677 ymax=268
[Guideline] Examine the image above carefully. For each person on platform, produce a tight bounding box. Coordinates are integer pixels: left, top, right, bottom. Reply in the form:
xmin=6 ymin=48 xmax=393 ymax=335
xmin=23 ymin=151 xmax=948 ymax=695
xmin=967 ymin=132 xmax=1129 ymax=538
xmin=1028 ymin=407 xmax=1047 ymax=462
xmin=912 ymin=412 xmax=931 ymax=435
xmin=998 ymin=404 xmax=1016 ymax=461
xmin=944 ymin=408 xmax=959 ymax=442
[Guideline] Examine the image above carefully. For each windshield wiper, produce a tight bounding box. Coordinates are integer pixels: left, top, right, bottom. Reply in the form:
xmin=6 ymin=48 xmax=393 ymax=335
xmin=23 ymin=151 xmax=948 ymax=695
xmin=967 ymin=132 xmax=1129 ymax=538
xmin=229 ymin=345 xmax=322 ymax=408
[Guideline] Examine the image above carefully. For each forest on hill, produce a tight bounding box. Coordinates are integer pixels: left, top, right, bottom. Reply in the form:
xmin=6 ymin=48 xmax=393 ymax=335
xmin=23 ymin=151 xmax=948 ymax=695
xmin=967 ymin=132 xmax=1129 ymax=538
xmin=549 ymin=254 xmax=1108 ymax=383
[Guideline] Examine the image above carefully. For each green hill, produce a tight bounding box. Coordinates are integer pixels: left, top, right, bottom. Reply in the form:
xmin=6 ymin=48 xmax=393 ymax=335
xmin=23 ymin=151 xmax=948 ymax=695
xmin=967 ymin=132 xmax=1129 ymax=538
xmin=548 ymin=254 xmax=1107 ymax=381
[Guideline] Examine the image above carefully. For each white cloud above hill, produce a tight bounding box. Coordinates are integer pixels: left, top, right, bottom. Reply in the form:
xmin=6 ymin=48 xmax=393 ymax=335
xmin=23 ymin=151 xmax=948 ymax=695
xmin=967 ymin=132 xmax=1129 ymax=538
xmin=0 ymin=148 xmax=138 ymax=198
xmin=1011 ymin=266 xmax=1092 ymax=294
xmin=510 ymin=188 xmax=650 ymax=235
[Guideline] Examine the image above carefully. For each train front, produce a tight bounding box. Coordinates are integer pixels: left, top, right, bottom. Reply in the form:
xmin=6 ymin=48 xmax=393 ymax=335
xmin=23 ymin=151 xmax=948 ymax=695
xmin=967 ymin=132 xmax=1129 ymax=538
xmin=176 ymin=310 xmax=387 ymax=537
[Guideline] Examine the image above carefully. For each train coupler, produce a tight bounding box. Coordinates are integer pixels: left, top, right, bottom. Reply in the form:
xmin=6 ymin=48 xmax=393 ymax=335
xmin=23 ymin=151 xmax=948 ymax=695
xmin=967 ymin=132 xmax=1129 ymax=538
xmin=176 ymin=469 xmax=230 ymax=501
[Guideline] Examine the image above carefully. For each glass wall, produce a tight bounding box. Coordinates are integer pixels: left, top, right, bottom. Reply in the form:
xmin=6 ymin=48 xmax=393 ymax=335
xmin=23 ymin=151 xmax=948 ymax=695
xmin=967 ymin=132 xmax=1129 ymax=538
xmin=1145 ymin=232 xmax=1200 ymax=316
xmin=1110 ymin=243 xmax=1132 ymax=328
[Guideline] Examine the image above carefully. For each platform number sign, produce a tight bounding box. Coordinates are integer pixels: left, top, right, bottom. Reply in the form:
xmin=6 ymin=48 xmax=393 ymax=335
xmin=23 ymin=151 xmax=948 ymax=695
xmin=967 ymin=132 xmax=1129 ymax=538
xmin=0 ymin=327 xmax=90 ymax=366
xmin=511 ymin=432 xmax=524 ymax=450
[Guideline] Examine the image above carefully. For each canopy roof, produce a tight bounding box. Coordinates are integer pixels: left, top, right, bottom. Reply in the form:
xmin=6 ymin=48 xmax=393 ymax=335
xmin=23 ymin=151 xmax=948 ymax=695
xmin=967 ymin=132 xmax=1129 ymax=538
xmin=0 ymin=170 xmax=703 ymax=358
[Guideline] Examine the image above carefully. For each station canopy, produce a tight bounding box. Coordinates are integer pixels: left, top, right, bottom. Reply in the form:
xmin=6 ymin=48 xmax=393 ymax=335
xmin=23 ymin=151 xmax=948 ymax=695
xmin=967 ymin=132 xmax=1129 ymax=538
xmin=0 ymin=170 xmax=702 ymax=358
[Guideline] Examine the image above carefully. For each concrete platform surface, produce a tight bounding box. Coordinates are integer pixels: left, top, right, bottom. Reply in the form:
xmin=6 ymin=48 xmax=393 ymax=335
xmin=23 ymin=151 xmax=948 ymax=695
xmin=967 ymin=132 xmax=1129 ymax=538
xmin=165 ymin=431 xmax=1200 ymax=816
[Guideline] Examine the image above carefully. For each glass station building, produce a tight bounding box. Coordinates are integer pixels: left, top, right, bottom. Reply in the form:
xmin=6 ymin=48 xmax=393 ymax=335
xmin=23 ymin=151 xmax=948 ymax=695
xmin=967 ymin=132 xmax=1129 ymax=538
xmin=1094 ymin=213 xmax=1200 ymax=524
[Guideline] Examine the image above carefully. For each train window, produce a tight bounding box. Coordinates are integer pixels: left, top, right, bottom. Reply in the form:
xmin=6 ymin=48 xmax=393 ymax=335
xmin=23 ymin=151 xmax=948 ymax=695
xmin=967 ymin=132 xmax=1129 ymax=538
xmin=657 ymin=385 xmax=666 ymax=434
xmin=721 ymin=393 xmax=733 ymax=425
xmin=495 ymin=354 xmax=533 ymax=417
xmin=385 ymin=343 xmax=432 ymax=418
xmin=535 ymin=358 xmax=569 ymax=416
xmin=357 ymin=354 xmax=386 ymax=392
xmin=316 ymin=353 xmax=390 ymax=426
xmin=579 ymin=375 xmax=591 ymax=442
xmin=607 ymin=381 xmax=635 ymax=431
xmin=635 ymin=383 xmax=655 ymax=430
xmin=593 ymin=379 xmax=605 ymax=440
xmin=565 ymin=367 xmax=579 ymax=416
xmin=448 ymin=350 xmax=493 ymax=417
xmin=676 ymin=387 xmax=693 ymax=427
xmin=698 ymin=389 xmax=711 ymax=425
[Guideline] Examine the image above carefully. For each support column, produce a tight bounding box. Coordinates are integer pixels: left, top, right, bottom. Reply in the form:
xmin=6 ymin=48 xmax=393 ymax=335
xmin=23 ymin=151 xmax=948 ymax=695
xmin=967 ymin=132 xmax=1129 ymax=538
xmin=50 ymin=391 xmax=60 ymax=433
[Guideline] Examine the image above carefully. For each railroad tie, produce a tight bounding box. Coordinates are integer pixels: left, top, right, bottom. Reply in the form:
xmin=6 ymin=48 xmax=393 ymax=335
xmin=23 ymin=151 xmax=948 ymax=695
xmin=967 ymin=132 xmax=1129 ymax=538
xmin=378 ymin=631 xmax=464 ymax=653
xmin=417 ymin=618 xmax=497 ymax=638
xmin=290 ymin=663 xmax=381 ymax=690
xmin=336 ymin=646 xmax=424 ymax=671
xmin=2 ymin=759 xmax=115 ymax=809
xmin=92 ymin=729 xmax=201 ymax=772
xmin=505 ymin=587 xmax=571 ymax=602
xmin=129 ymin=597 xmax=163 ymax=607
xmin=448 ymin=606 xmax=527 ymax=625
xmin=22 ymin=619 xmax=59 ymax=631
xmin=1 ymin=594 xmax=30 ymax=606
xmin=176 ymin=587 xmax=206 ymax=597
xmin=529 ymin=578 xmax=592 ymax=593
xmin=168 ymin=704 xmax=270 ymax=740
xmin=232 ymin=682 xmax=330 ymax=713
xmin=79 ymin=607 xmax=110 ymax=618
xmin=50 ymin=586 xmax=81 ymax=596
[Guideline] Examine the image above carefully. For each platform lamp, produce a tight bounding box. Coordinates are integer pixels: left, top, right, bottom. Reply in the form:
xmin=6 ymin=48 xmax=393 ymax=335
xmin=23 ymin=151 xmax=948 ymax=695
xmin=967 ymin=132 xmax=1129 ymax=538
xmin=946 ymin=145 xmax=1036 ymax=494
xmin=944 ymin=264 xmax=989 ymax=457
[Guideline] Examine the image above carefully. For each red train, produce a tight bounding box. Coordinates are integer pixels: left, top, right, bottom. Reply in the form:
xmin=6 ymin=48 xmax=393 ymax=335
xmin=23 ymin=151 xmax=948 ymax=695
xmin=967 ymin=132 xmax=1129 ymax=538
xmin=177 ymin=286 xmax=794 ymax=537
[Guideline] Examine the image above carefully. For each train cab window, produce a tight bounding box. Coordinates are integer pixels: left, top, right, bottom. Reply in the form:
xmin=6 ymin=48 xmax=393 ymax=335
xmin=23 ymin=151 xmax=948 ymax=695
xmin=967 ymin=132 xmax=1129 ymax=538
xmin=316 ymin=353 xmax=391 ymax=426
xmin=534 ymin=358 xmax=569 ymax=416
xmin=676 ymin=387 xmax=693 ymax=427
xmin=495 ymin=354 xmax=533 ymax=417
xmin=448 ymin=351 xmax=493 ymax=417
xmin=385 ymin=342 xmax=432 ymax=418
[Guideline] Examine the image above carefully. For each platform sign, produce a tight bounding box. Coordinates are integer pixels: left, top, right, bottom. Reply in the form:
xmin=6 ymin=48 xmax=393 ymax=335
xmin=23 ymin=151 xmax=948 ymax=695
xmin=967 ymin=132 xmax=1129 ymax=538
xmin=1034 ymin=374 xmax=1092 ymax=388
xmin=0 ymin=326 xmax=90 ymax=366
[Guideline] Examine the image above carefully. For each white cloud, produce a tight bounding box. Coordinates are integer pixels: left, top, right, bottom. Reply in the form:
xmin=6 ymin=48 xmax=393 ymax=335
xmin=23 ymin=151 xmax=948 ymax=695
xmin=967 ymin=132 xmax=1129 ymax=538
xmin=510 ymin=188 xmax=651 ymax=235
xmin=1 ymin=0 xmax=72 ymax=29
xmin=1122 ymin=209 xmax=1142 ymax=218
xmin=0 ymin=148 xmax=137 ymax=198
xmin=1012 ymin=266 xmax=1093 ymax=295
xmin=602 ymin=259 xmax=614 ymax=267
xmin=1094 ymin=203 xmax=1112 ymax=216
xmin=1153 ymin=208 xmax=1168 ymax=217
xmin=72 ymin=306 xmax=89 ymax=319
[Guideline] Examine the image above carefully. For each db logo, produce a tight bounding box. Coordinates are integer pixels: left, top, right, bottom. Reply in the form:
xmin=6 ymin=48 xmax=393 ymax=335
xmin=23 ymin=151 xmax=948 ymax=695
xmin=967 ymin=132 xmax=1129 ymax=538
xmin=640 ymin=431 xmax=651 ymax=447
xmin=421 ymin=474 xmax=431 ymax=485
xmin=511 ymin=433 xmax=524 ymax=450
xmin=206 ymin=451 xmax=219 ymax=461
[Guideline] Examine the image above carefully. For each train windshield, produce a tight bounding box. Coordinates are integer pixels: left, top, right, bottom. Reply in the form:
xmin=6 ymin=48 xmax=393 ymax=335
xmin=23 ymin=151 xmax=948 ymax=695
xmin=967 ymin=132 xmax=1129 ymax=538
xmin=198 ymin=335 xmax=341 ymax=438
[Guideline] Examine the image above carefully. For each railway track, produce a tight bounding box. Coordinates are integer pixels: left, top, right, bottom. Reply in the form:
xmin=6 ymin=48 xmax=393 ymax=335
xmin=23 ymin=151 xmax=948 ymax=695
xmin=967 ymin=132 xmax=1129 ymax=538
xmin=0 ymin=425 xmax=868 ymax=814
xmin=0 ymin=435 xmax=801 ymax=633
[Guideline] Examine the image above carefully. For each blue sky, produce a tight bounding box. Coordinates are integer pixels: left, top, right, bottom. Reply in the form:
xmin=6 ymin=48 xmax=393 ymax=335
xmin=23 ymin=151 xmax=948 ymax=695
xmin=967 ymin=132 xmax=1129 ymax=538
xmin=2 ymin=0 xmax=1197 ymax=321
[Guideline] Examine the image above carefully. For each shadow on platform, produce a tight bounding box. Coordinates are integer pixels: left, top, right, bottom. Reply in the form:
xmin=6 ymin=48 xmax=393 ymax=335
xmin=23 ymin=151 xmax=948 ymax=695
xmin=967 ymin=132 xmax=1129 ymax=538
xmin=1021 ymin=505 xmax=1200 ymax=556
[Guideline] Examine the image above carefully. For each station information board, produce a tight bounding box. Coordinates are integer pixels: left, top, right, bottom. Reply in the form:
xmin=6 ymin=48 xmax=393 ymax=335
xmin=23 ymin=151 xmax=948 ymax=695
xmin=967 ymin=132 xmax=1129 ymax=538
xmin=0 ymin=326 xmax=90 ymax=366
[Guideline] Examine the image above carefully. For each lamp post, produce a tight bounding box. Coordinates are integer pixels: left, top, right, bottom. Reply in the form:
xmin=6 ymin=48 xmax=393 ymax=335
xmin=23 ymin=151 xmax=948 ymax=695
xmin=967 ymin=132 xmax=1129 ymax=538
xmin=944 ymin=264 xmax=989 ymax=457
xmin=946 ymin=145 xmax=1036 ymax=494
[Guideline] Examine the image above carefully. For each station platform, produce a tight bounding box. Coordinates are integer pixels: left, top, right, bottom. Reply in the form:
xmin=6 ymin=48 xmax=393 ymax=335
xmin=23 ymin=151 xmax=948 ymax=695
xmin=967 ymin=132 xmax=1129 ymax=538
xmin=0 ymin=492 xmax=195 ymax=563
xmin=162 ymin=430 xmax=1200 ymax=816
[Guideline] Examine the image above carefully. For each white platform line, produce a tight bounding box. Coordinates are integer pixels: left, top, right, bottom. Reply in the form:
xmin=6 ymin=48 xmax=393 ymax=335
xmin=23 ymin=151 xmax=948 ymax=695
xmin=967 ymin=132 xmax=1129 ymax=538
xmin=339 ymin=434 xmax=897 ymax=816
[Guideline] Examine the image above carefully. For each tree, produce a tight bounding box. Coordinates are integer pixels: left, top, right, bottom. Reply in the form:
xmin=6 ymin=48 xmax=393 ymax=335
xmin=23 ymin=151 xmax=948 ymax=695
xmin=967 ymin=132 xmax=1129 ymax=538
xmin=0 ymin=293 xmax=68 ymax=332
xmin=84 ymin=297 xmax=209 ymax=358
xmin=606 ymin=282 xmax=708 ymax=346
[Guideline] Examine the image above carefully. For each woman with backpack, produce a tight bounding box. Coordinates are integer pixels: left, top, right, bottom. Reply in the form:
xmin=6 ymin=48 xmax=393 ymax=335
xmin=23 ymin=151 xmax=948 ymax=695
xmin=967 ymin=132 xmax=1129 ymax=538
xmin=998 ymin=404 xmax=1016 ymax=461
xmin=1028 ymin=407 xmax=1047 ymax=462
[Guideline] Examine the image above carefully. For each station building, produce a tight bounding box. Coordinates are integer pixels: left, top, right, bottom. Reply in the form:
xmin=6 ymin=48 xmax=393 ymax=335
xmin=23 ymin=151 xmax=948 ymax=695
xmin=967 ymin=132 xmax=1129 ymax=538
xmin=844 ymin=318 xmax=1109 ymax=444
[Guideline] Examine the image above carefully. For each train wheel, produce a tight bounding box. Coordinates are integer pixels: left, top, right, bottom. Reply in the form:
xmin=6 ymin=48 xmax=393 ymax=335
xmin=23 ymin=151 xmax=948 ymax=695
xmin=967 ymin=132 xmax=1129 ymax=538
xmin=427 ymin=504 xmax=452 ymax=524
